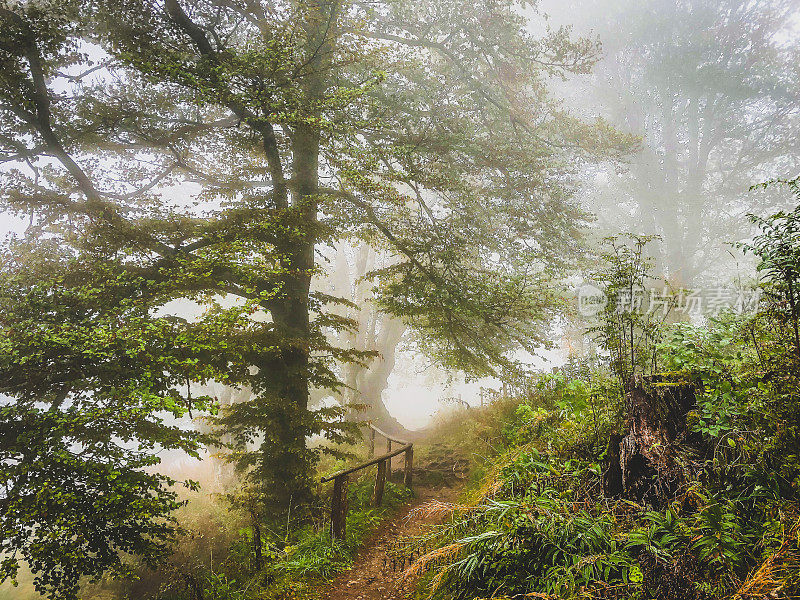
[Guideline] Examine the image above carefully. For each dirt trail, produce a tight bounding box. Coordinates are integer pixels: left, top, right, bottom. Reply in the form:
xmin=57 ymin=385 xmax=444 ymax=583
xmin=323 ymin=483 xmax=460 ymax=600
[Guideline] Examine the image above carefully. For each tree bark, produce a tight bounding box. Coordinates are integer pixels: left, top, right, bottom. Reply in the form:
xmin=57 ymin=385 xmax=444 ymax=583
xmin=331 ymin=244 xmax=413 ymax=437
xmin=605 ymin=377 xmax=697 ymax=504
xmin=602 ymin=432 xmax=623 ymax=497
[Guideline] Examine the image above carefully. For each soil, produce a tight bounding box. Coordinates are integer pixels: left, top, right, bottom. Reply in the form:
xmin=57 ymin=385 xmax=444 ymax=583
xmin=322 ymin=483 xmax=461 ymax=600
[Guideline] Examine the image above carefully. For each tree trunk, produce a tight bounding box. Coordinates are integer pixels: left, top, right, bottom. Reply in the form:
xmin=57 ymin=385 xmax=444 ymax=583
xmin=602 ymin=432 xmax=623 ymax=497
xmin=257 ymin=0 xmax=337 ymax=513
xmin=331 ymin=244 xmax=412 ymax=437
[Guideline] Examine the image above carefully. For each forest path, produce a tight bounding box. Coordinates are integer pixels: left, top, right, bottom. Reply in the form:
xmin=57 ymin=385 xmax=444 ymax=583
xmin=322 ymin=482 xmax=461 ymax=600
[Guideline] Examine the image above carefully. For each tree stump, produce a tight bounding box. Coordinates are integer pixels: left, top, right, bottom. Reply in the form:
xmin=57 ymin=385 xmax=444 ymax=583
xmin=606 ymin=377 xmax=698 ymax=504
xmin=602 ymin=432 xmax=623 ymax=497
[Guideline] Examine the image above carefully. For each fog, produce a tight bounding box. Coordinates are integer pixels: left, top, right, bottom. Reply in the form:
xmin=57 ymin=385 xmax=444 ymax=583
xmin=2 ymin=1 xmax=800 ymax=598
xmin=338 ymin=0 xmax=799 ymax=429
xmin=2 ymin=0 xmax=798 ymax=433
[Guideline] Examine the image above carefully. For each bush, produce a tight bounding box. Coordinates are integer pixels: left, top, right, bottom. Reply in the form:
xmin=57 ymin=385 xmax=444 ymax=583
xmin=412 ymin=358 xmax=800 ymax=600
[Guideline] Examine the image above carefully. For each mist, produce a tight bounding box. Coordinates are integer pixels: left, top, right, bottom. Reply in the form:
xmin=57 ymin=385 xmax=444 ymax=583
xmin=0 ymin=0 xmax=799 ymax=598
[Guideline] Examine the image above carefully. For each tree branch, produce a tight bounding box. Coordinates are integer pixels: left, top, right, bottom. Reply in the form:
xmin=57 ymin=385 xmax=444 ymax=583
xmin=163 ymin=0 xmax=289 ymax=208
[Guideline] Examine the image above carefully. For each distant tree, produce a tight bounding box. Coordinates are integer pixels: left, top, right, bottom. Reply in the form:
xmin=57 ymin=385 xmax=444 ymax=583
xmin=557 ymin=0 xmax=800 ymax=286
xmin=324 ymin=243 xmax=408 ymax=434
xmin=0 ymin=0 xmax=632 ymax=593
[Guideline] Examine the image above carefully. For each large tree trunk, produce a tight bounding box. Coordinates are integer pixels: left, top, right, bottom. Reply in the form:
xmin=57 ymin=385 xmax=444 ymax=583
xmin=258 ymin=0 xmax=337 ymax=511
xmin=348 ymin=316 xmax=411 ymax=436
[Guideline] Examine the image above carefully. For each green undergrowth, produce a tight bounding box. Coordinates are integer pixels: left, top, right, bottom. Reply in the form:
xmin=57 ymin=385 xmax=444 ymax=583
xmin=258 ymin=478 xmax=413 ymax=599
xmin=408 ymin=324 xmax=800 ymax=600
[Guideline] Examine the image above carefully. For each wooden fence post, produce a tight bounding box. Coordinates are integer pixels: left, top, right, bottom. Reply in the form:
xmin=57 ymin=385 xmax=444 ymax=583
xmin=331 ymin=475 xmax=348 ymax=540
xmin=404 ymin=446 xmax=413 ymax=488
xmin=326 ymin=431 xmax=413 ymax=538
xmin=373 ymin=459 xmax=387 ymax=507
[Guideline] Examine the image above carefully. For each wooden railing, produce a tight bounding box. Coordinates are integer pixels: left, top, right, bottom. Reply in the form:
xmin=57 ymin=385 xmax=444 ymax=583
xmin=321 ymin=424 xmax=413 ymax=540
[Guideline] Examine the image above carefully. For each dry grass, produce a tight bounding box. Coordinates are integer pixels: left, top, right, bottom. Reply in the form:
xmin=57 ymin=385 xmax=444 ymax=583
xmin=468 ymin=593 xmax=560 ymax=599
xmin=401 ymin=541 xmax=464 ymax=581
xmin=408 ymin=499 xmax=475 ymax=520
xmin=728 ymin=517 xmax=800 ymax=600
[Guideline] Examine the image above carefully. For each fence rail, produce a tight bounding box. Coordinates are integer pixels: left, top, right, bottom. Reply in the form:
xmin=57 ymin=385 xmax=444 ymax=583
xmin=321 ymin=424 xmax=413 ymax=540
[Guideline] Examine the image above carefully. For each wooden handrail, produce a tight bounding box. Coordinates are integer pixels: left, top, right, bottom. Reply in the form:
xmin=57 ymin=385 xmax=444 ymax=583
xmin=320 ymin=443 xmax=412 ymax=482
xmin=322 ymin=424 xmax=414 ymax=540
xmin=368 ymin=424 xmax=409 ymax=446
